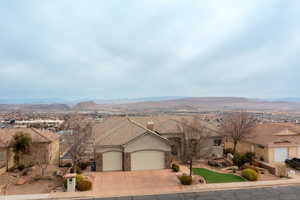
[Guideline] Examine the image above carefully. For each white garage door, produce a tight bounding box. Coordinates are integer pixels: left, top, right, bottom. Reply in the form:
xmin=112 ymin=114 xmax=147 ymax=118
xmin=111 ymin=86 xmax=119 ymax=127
xmin=274 ymin=148 xmax=288 ymax=162
xmin=103 ymin=151 xmax=123 ymax=171
xmin=131 ymin=151 xmax=165 ymax=170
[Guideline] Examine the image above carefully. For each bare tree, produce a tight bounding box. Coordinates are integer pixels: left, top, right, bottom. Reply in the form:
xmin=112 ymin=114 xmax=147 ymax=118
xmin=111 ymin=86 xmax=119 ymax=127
xmin=220 ymin=111 xmax=257 ymax=154
xmin=62 ymin=114 xmax=94 ymax=172
xmin=176 ymin=116 xmax=209 ymax=176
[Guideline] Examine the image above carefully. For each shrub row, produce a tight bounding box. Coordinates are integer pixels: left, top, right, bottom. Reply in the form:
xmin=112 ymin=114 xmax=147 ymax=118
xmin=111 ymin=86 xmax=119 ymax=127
xmin=171 ymin=163 xmax=180 ymax=172
xmin=178 ymin=173 xmax=192 ymax=185
xmin=242 ymin=168 xmax=258 ymax=181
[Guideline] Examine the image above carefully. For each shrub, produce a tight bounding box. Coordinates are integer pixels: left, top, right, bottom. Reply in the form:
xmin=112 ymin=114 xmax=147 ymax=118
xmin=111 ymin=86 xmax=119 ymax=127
xmin=171 ymin=163 xmax=180 ymax=172
xmin=242 ymin=168 xmax=258 ymax=181
xmin=79 ymin=162 xmax=88 ymax=170
xmin=244 ymin=164 xmax=259 ymax=174
xmin=77 ymin=179 xmax=92 ymax=191
xmin=17 ymin=164 xmax=25 ymax=171
xmin=178 ymin=173 xmax=193 ymax=185
xmin=63 ymin=163 xmax=72 ymax=168
xmin=232 ymin=153 xmax=246 ymax=168
xmin=243 ymin=152 xmax=256 ymax=165
xmin=224 ymin=148 xmax=234 ymax=155
xmin=70 ymin=166 xmax=82 ymax=174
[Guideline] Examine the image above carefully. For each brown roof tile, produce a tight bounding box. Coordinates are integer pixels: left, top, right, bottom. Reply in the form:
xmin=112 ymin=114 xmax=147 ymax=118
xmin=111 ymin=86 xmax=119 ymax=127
xmin=0 ymin=128 xmax=59 ymax=147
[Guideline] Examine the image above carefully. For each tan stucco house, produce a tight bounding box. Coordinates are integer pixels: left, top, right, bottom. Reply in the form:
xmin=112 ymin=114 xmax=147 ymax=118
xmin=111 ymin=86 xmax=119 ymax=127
xmin=0 ymin=128 xmax=60 ymax=174
xmin=224 ymin=123 xmax=300 ymax=163
xmin=93 ymin=115 xmax=222 ymax=172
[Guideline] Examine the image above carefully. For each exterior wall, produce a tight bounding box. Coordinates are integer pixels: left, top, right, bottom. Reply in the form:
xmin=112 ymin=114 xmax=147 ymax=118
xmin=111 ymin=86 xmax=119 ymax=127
xmin=224 ymin=141 xmax=268 ymax=162
xmin=288 ymin=147 xmax=298 ymax=159
xmin=95 ymin=153 xmax=103 ymax=172
xmin=49 ymin=139 xmax=60 ymax=165
xmin=96 ymin=146 xmax=123 ymax=153
xmin=123 ymin=152 xmax=131 ymax=171
xmin=165 ymin=151 xmax=172 ymax=169
xmin=124 ymin=134 xmax=171 ymax=153
xmin=268 ymin=146 xmax=298 ymax=163
xmin=7 ymin=148 xmax=14 ymax=170
xmin=19 ymin=143 xmax=49 ymax=167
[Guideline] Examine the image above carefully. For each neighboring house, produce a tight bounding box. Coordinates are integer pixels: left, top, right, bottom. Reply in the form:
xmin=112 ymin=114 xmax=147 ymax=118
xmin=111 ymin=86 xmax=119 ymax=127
xmin=93 ymin=115 xmax=222 ymax=172
xmin=224 ymin=123 xmax=300 ymax=163
xmin=0 ymin=128 xmax=60 ymax=174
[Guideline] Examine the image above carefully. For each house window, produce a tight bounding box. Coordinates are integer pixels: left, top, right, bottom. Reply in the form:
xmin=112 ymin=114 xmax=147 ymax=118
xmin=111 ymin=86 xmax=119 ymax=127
xmin=213 ymin=139 xmax=222 ymax=146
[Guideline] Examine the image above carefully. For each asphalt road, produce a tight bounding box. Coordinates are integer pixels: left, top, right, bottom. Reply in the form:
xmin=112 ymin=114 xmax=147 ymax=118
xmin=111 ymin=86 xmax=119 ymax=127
xmin=92 ymin=186 xmax=300 ymax=200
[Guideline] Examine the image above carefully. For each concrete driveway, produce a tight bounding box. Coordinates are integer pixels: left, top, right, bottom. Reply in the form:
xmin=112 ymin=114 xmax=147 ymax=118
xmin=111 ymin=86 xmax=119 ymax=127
xmin=90 ymin=169 xmax=183 ymax=197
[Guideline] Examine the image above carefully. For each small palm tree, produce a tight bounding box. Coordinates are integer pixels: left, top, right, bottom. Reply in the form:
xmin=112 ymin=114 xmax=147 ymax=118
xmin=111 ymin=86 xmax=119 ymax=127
xmin=12 ymin=132 xmax=32 ymax=168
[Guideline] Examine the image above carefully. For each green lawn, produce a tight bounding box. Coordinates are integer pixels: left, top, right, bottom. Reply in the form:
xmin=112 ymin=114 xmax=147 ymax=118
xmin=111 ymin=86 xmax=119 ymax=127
xmin=192 ymin=168 xmax=246 ymax=184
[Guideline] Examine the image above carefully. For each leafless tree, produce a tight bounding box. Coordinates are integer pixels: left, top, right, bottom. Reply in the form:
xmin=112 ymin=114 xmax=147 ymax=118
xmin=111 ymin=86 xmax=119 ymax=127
xmin=220 ymin=111 xmax=257 ymax=154
xmin=176 ymin=116 xmax=209 ymax=176
xmin=62 ymin=114 xmax=94 ymax=172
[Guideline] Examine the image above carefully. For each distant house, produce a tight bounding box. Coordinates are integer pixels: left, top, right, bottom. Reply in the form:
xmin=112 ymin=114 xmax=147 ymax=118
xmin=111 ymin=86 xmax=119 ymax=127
xmin=224 ymin=123 xmax=300 ymax=163
xmin=0 ymin=128 xmax=60 ymax=174
xmin=92 ymin=115 xmax=222 ymax=172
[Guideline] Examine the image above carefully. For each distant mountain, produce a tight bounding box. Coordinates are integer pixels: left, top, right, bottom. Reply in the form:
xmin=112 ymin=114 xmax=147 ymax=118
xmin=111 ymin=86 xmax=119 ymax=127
xmin=94 ymin=96 xmax=186 ymax=104
xmin=0 ymin=104 xmax=70 ymax=112
xmin=267 ymin=98 xmax=300 ymax=103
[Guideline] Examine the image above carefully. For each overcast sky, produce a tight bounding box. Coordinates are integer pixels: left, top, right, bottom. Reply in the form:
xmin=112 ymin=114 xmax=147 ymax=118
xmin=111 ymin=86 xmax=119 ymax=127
xmin=1 ymin=1 xmax=300 ymax=100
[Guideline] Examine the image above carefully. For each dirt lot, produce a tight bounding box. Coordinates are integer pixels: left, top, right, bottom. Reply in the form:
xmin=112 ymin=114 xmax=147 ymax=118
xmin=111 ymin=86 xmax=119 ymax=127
xmin=0 ymin=165 xmax=64 ymax=195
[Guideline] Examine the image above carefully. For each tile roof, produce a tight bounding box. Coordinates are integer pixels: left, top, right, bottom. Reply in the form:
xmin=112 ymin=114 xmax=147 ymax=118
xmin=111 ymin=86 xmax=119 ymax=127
xmin=246 ymin=123 xmax=300 ymax=147
xmin=93 ymin=115 xmax=220 ymax=146
xmin=0 ymin=128 xmax=60 ymax=148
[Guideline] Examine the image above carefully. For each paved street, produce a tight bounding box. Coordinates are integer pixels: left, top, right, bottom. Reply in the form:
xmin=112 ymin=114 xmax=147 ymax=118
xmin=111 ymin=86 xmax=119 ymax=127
xmin=91 ymin=186 xmax=300 ymax=200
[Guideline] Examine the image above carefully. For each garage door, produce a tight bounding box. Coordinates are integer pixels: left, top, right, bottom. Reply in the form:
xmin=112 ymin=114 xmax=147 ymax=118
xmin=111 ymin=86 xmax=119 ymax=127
xmin=274 ymin=148 xmax=288 ymax=162
xmin=103 ymin=151 xmax=123 ymax=171
xmin=131 ymin=151 xmax=165 ymax=170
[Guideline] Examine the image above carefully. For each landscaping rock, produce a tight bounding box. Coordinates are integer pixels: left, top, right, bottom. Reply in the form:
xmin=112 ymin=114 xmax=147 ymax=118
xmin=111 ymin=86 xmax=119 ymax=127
xmin=16 ymin=177 xmax=26 ymax=185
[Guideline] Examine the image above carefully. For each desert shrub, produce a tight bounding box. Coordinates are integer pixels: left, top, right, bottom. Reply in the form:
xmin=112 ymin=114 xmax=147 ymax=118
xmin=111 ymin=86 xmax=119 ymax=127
xmin=243 ymin=164 xmax=259 ymax=174
xmin=242 ymin=168 xmax=258 ymax=181
xmin=232 ymin=153 xmax=246 ymax=168
xmin=178 ymin=173 xmax=192 ymax=185
xmin=79 ymin=162 xmax=88 ymax=170
xmin=77 ymin=179 xmax=92 ymax=191
xmin=275 ymin=163 xmax=288 ymax=177
xmin=171 ymin=163 xmax=180 ymax=172
xmin=17 ymin=164 xmax=25 ymax=171
xmin=63 ymin=163 xmax=72 ymax=168
xmin=243 ymin=152 xmax=256 ymax=165
xmin=224 ymin=148 xmax=234 ymax=155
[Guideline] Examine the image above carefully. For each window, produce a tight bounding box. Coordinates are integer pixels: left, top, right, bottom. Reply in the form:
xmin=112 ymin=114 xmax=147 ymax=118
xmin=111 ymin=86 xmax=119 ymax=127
xmin=214 ymin=139 xmax=222 ymax=146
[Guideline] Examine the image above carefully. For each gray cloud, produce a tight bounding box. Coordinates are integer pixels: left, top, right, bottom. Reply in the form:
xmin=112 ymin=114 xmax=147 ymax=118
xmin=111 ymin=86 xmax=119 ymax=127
xmin=0 ymin=0 xmax=300 ymax=99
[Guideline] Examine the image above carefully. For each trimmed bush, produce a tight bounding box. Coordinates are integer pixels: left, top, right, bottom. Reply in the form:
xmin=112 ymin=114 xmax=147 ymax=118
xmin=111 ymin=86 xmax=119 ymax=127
xmin=232 ymin=153 xmax=246 ymax=168
xmin=171 ymin=163 xmax=180 ymax=172
xmin=243 ymin=152 xmax=256 ymax=165
xmin=242 ymin=168 xmax=258 ymax=181
xmin=244 ymin=164 xmax=259 ymax=174
xmin=178 ymin=173 xmax=193 ymax=185
xmin=77 ymin=179 xmax=92 ymax=191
